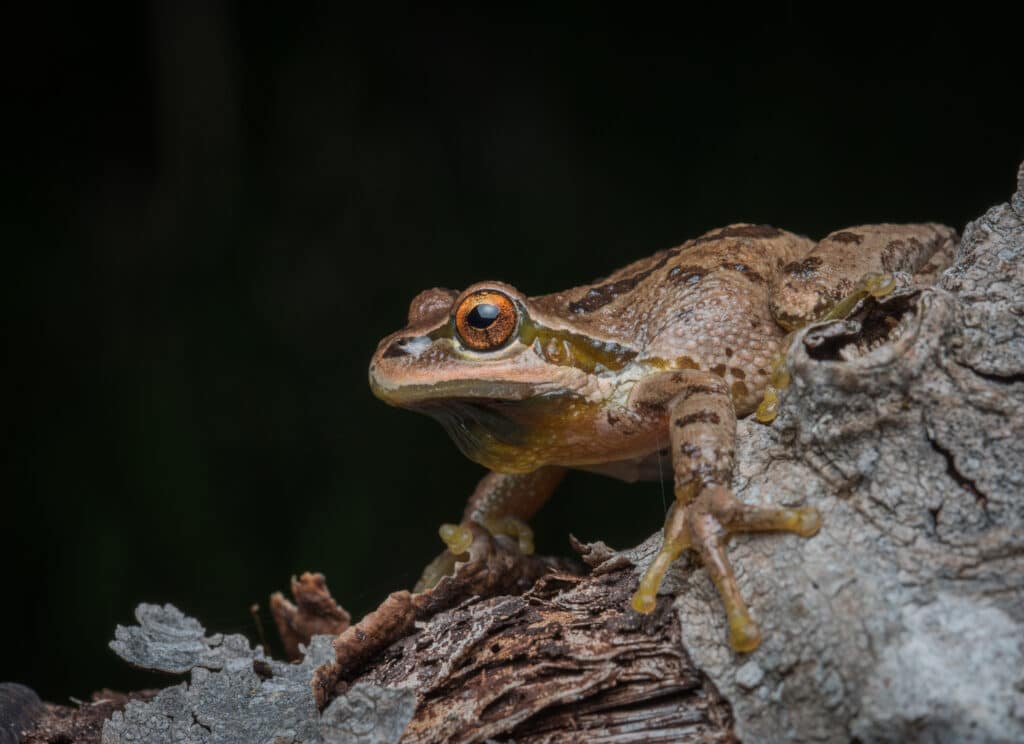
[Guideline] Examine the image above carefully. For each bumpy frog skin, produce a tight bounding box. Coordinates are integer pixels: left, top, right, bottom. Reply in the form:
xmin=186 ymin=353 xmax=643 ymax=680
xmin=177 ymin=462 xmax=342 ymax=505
xmin=369 ymin=223 xmax=955 ymax=652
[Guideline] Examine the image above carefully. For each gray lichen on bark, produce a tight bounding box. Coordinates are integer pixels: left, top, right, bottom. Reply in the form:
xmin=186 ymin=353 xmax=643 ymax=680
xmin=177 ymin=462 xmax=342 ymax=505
xmin=108 ymin=603 xmax=262 ymax=675
xmin=101 ymin=604 xmax=414 ymax=743
xmin=626 ymin=162 xmax=1024 ymax=742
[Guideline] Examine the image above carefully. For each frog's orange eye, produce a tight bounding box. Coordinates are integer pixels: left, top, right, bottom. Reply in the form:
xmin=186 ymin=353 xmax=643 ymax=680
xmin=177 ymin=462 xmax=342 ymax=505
xmin=453 ymin=290 xmax=519 ymax=351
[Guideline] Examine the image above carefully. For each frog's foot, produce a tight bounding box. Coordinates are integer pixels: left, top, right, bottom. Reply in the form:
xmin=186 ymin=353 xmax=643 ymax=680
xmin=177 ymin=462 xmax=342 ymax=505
xmin=754 ymin=335 xmax=798 ymax=423
xmin=413 ymin=516 xmax=536 ymax=593
xmin=754 ymin=386 xmax=781 ymax=423
xmin=631 ymin=485 xmax=820 ymax=653
xmin=480 ymin=515 xmax=536 ymax=555
xmin=822 ymin=271 xmax=896 ymax=322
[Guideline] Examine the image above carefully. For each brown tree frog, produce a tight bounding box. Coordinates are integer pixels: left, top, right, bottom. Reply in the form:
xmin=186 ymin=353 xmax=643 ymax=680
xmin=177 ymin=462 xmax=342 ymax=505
xmin=369 ymin=223 xmax=955 ymax=651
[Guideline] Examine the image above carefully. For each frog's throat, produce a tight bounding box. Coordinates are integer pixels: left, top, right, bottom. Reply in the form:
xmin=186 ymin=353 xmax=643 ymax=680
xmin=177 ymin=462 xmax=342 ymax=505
xmin=419 ymin=395 xmax=584 ymax=473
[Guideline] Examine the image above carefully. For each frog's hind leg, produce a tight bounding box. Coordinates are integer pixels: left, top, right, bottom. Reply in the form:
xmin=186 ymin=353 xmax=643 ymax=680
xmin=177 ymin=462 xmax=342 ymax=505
xmin=756 ymin=223 xmax=958 ymax=422
xmin=415 ymin=466 xmax=565 ymax=592
xmin=769 ymin=222 xmax=956 ymax=332
xmin=631 ymin=372 xmax=820 ymax=652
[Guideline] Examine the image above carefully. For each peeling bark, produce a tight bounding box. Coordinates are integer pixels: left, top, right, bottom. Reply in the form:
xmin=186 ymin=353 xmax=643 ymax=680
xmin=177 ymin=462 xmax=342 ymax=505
xmin=271 ymin=572 xmax=352 ymax=662
xmin=349 ymin=568 xmax=734 ymax=743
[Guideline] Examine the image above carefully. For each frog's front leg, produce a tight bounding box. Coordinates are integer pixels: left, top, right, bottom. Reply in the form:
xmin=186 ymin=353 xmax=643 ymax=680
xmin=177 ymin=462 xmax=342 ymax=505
xmin=630 ymin=372 xmax=820 ymax=652
xmin=415 ymin=466 xmax=565 ymax=592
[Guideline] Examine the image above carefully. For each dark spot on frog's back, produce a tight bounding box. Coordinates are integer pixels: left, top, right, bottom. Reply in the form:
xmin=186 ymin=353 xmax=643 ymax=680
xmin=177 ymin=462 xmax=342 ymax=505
xmin=829 ymin=231 xmax=863 ymax=244
xmin=667 ymin=265 xmax=705 ymax=285
xmin=681 ymin=384 xmax=719 ymax=399
xmin=782 ymin=255 xmax=823 ymax=279
xmin=675 ymin=411 xmax=721 ymax=428
xmin=881 ymin=239 xmax=907 ymax=271
xmin=568 ymin=248 xmax=680 ymax=313
xmin=722 ymin=262 xmax=765 ymax=283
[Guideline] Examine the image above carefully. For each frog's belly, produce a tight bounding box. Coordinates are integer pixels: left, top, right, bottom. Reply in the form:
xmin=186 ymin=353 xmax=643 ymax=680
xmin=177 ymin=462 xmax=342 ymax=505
xmin=472 ymin=427 xmax=665 ymax=475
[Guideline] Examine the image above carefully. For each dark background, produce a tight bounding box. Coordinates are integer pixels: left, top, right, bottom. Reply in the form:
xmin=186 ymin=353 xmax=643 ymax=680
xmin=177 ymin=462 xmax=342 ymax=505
xmin=4 ymin=3 xmax=1021 ymax=700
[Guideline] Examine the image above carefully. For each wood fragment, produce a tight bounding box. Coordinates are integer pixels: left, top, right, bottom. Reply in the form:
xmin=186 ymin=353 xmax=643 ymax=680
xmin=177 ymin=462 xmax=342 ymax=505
xmin=270 ymin=572 xmax=352 ymax=661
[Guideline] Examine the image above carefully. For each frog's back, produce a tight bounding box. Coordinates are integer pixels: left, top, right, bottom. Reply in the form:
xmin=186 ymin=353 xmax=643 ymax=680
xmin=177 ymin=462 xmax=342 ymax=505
xmin=531 ymin=224 xmax=811 ymax=410
xmin=536 ymin=221 xmax=806 ymax=343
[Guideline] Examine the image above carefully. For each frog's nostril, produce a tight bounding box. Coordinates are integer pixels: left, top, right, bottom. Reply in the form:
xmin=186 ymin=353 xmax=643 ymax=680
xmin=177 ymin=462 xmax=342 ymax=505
xmin=382 ymin=339 xmax=410 ymax=358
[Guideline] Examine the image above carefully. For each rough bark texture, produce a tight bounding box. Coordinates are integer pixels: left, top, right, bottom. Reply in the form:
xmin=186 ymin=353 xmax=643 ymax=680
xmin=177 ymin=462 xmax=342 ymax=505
xmin=312 ymin=521 xmax=583 ymax=710
xmin=13 ymin=690 xmax=158 ymax=744
xmin=347 ymin=564 xmax=735 ymax=743
xmin=8 ymin=163 xmax=1024 ymax=743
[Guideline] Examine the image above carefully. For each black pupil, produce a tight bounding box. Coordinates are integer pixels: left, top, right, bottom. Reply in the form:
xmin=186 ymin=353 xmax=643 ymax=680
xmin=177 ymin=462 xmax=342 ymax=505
xmin=467 ymin=303 xmax=500 ymax=329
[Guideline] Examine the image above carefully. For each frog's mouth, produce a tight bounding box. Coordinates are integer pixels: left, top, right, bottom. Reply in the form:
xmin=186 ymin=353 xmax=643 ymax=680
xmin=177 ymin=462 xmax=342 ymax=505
xmin=369 ymin=377 xmax=540 ymax=408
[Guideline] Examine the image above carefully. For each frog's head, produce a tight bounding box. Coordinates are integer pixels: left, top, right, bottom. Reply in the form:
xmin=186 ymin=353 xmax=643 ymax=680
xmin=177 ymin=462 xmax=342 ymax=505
xmin=369 ymin=281 xmax=639 ymax=471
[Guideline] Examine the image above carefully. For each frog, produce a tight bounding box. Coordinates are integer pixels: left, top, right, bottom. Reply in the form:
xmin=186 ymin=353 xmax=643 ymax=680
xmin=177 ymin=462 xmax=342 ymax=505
xmin=368 ymin=222 xmax=956 ymax=652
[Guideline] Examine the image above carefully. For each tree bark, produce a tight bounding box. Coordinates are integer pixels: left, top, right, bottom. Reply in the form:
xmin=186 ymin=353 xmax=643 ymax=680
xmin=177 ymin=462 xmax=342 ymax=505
xmin=338 ymin=545 xmax=736 ymax=743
